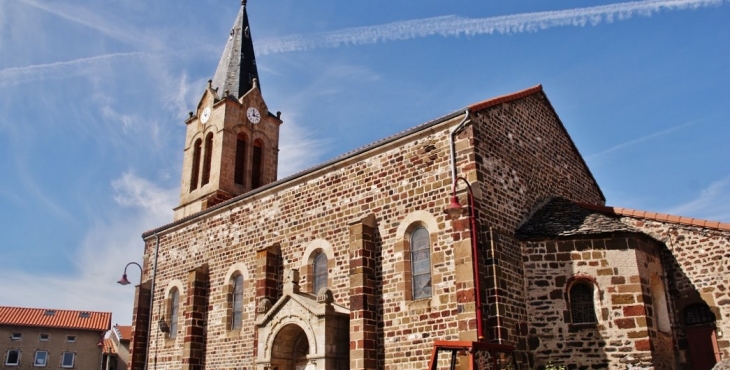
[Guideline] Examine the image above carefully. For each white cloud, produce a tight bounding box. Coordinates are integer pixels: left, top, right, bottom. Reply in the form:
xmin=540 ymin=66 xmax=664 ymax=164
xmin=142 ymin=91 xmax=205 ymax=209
xmin=0 ymin=52 xmax=145 ymax=88
xmin=16 ymin=0 xmax=161 ymax=49
xmin=112 ymin=172 xmax=178 ymax=219
xmin=277 ymin=116 xmax=332 ymax=178
xmin=667 ymin=176 xmax=730 ymax=222
xmin=0 ymin=173 xmax=177 ymax=325
xmin=257 ymin=0 xmax=724 ymax=55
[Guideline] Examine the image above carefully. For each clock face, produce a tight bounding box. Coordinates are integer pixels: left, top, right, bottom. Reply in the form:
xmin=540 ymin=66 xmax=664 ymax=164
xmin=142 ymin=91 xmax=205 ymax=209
xmin=200 ymin=107 xmax=211 ymax=124
xmin=246 ymin=107 xmax=261 ymax=124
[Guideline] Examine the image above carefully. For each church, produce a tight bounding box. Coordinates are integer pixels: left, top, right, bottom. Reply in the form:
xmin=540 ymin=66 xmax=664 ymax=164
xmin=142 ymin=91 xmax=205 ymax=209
xmin=127 ymin=2 xmax=730 ymax=370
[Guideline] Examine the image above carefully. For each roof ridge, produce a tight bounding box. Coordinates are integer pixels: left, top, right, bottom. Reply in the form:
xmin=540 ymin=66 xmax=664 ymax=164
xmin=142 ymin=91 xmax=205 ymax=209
xmin=576 ymin=202 xmax=730 ymax=231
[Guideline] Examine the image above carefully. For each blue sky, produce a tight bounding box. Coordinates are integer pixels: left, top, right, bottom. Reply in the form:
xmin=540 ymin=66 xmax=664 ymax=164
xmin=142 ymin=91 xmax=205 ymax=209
xmin=1 ymin=0 xmax=728 ymax=326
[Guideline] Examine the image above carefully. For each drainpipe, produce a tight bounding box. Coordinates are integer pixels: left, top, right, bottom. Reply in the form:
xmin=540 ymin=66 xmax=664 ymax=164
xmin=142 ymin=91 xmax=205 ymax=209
xmin=489 ymin=228 xmax=503 ymax=344
xmin=144 ymin=233 xmax=160 ymax=370
xmin=449 ymin=110 xmax=471 ymax=181
xmin=447 ymin=109 xmax=504 ymax=344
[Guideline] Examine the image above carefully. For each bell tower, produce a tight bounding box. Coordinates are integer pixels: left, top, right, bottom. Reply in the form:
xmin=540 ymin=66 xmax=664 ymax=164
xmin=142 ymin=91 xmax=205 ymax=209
xmin=174 ymin=1 xmax=282 ymax=221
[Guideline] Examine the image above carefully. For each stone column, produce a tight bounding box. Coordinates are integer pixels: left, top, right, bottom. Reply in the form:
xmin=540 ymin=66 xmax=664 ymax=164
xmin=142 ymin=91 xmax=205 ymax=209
xmin=181 ymin=265 xmax=209 ymax=370
xmin=129 ymin=281 xmax=151 ymax=370
xmin=349 ymin=214 xmax=378 ymax=370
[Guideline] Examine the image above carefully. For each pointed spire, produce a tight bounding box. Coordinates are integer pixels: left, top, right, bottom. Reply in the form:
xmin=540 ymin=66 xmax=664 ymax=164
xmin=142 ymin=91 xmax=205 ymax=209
xmin=211 ymin=1 xmax=260 ymax=99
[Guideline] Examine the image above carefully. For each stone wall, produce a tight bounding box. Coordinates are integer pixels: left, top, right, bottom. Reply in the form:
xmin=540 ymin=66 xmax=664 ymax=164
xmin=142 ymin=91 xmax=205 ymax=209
xmin=620 ymin=218 xmax=730 ymax=368
xmin=470 ymin=91 xmax=606 ymax=367
xmin=522 ymin=235 xmax=670 ymax=369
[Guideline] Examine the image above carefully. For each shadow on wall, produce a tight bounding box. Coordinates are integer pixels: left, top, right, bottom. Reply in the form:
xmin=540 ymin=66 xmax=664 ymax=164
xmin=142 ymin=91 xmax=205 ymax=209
xmin=660 ymin=238 xmax=723 ymax=370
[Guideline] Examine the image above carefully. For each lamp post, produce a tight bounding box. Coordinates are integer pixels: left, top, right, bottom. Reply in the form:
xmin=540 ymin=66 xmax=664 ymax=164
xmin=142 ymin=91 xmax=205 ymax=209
xmin=444 ymin=176 xmax=485 ymax=342
xmin=117 ymin=262 xmax=143 ymax=286
xmin=117 ymin=262 xmax=150 ymax=370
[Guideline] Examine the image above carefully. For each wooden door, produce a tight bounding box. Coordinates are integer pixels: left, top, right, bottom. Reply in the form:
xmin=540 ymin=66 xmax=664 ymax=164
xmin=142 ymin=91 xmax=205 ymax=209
xmin=685 ymin=325 xmax=720 ymax=370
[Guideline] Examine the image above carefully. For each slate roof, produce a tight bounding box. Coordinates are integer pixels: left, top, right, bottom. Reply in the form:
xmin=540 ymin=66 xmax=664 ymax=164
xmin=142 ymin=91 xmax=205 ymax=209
xmin=211 ymin=2 xmax=260 ymax=99
xmin=517 ymin=197 xmax=639 ymax=239
xmin=0 ymin=306 xmax=111 ymax=332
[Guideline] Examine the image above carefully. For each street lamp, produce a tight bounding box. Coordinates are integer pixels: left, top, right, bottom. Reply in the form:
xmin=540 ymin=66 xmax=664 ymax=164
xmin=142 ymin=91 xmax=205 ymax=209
xmin=117 ymin=262 xmax=143 ymax=286
xmin=117 ymin=262 xmax=151 ymax=370
xmin=444 ymin=176 xmax=485 ymax=342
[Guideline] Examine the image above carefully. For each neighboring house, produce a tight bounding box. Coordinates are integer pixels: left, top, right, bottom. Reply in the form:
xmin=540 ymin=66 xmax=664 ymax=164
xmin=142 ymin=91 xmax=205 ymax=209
xmin=0 ymin=306 xmax=111 ymax=369
xmin=103 ymin=325 xmax=130 ymax=370
xmin=126 ymin=3 xmax=730 ymax=370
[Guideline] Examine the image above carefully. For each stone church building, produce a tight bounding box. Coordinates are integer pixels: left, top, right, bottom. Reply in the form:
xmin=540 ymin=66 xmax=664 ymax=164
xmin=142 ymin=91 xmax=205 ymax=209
xmin=127 ymin=3 xmax=730 ymax=370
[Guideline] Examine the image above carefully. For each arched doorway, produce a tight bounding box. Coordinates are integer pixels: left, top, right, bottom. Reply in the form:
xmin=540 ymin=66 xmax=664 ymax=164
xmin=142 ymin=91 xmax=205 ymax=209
xmin=271 ymin=324 xmax=311 ymax=370
xmin=684 ymin=303 xmax=720 ymax=370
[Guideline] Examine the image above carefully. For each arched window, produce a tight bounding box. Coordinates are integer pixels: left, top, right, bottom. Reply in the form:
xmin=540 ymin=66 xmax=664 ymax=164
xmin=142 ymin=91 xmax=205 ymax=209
xmin=251 ymin=139 xmax=263 ymax=189
xmin=189 ymin=139 xmax=202 ymax=191
xmin=231 ymin=275 xmax=244 ymax=330
xmin=411 ymin=227 xmax=431 ymax=300
xmin=169 ymin=288 xmax=179 ymax=338
xmin=313 ymin=252 xmax=327 ymax=293
xmin=569 ymin=282 xmax=597 ymax=324
xmin=201 ymin=133 xmax=214 ymax=186
xmin=234 ymin=133 xmax=247 ymax=186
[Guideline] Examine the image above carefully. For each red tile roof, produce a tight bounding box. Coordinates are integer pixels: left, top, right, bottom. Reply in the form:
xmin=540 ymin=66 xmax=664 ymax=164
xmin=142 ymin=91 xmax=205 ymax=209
xmin=114 ymin=324 xmax=132 ymax=341
xmin=0 ymin=306 xmax=111 ymax=332
xmin=103 ymin=338 xmax=116 ymax=355
xmin=467 ymin=84 xmax=543 ymax=112
xmin=577 ymin=202 xmax=730 ymax=231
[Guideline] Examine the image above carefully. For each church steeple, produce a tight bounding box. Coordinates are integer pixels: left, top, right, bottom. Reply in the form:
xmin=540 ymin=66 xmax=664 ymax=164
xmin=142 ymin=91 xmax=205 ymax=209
xmin=211 ymin=0 xmax=260 ymax=99
xmin=174 ymin=1 xmax=282 ymax=221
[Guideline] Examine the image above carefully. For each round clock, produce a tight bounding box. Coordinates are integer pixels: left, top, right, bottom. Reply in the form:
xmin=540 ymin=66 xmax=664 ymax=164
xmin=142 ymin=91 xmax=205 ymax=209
xmin=200 ymin=106 xmax=211 ymax=124
xmin=246 ymin=107 xmax=261 ymax=124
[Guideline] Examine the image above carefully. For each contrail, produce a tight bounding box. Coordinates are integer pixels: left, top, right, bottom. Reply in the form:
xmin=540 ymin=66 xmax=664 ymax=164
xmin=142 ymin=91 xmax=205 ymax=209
xmin=0 ymin=52 xmax=144 ymax=88
xmin=257 ymin=0 xmax=724 ymax=55
xmin=586 ymin=118 xmax=706 ymax=161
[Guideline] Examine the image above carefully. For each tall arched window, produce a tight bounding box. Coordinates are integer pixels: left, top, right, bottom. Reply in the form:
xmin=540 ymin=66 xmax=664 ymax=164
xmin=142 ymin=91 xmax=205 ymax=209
xmin=251 ymin=139 xmax=263 ymax=189
xmin=234 ymin=133 xmax=248 ymax=186
xmin=189 ymin=139 xmax=202 ymax=191
xmin=169 ymin=288 xmax=179 ymax=338
xmin=313 ymin=252 xmax=328 ymax=293
xmin=569 ymin=282 xmax=597 ymax=324
xmin=231 ymin=275 xmax=244 ymax=330
xmin=411 ymin=227 xmax=431 ymax=300
xmin=201 ymin=133 xmax=214 ymax=186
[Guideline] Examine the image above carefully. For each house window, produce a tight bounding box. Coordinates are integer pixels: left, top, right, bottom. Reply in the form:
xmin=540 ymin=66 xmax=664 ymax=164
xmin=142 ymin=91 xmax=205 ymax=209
xmin=10 ymin=333 xmax=21 ymax=341
xmin=231 ymin=275 xmax=244 ymax=330
xmin=569 ymin=281 xmax=597 ymax=324
xmin=66 ymin=335 xmax=76 ymax=343
xmin=5 ymin=350 xmax=20 ymax=366
xmin=39 ymin=333 xmax=50 ymax=342
xmin=34 ymin=351 xmax=48 ymax=367
xmin=251 ymin=140 xmax=263 ymax=189
xmin=201 ymin=133 xmax=214 ymax=186
xmin=61 ymin=352 xmax=75 ymax=368
xmin=169 ymin=288 xmax=180 ymax=338
xmin=313 ymin=252 xmax=328 ymax=293
xmin=234 ymin=133 xmax=247 ymax=186
xmin=190 ymin=138 xmax=202 ymax=191
xmin=411 ymin=227 xmax=432 ymax=300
